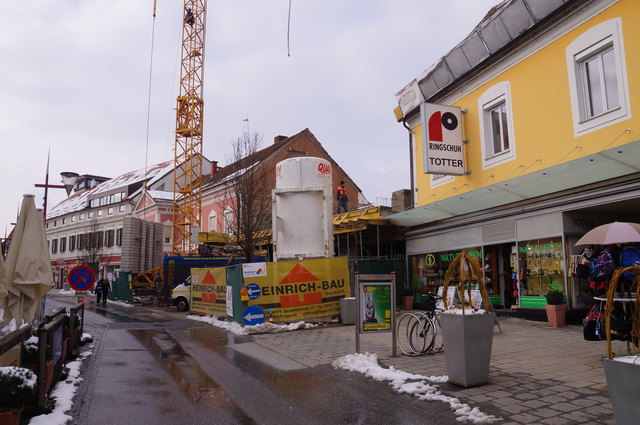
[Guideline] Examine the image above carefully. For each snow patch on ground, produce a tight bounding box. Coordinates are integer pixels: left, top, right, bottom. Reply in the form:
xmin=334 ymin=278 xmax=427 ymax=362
xmin=28 ymin=350 xmax=93 ymax=425
xmin=55 ymin=289 xmax=76 ymax=295
xmin=187 ymin=314 xmax=317 ymax=335
xmin=107 ymin=299 xmax=134 ymax=308
xmin=332 ymin=353 xmax=501 ymax=424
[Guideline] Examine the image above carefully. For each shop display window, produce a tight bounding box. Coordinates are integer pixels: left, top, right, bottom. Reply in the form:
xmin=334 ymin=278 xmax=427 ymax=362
xmin=411 ymin=247 xmax=482 ymax=293
xmin=517 ymin=237 xmax=565 ymax=298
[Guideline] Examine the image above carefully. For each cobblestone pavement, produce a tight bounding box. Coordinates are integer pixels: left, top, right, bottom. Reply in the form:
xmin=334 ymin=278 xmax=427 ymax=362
xmin=251 ymin=315 xmax=626 ymax=425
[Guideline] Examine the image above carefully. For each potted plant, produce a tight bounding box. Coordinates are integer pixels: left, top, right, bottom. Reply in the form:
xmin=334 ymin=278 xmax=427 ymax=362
xmin=602 ymin=267 xmax=640 ymax=425
xmin=0 ymin=366 xmax=36 ymax=425
xmin=545 ymin=281 xmax=567 ymax=327
xmin=438 ymin=250 xmax=496 ymax=387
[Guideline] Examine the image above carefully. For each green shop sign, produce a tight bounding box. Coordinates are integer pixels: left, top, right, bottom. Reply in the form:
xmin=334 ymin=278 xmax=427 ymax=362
xmin=520 ymin=296 xmax=548 ymax=308
xmin=519 ymin=242 xmax=562 ymax=253
xmin=439 ymin=250 xmax=482 ymax=262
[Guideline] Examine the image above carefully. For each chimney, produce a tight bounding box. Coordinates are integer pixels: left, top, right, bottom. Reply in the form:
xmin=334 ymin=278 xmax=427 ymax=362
xmin=210 ymin=161 xmax=218 ymax=175
xmin=274 ymin=135 xmax=288 ymax=144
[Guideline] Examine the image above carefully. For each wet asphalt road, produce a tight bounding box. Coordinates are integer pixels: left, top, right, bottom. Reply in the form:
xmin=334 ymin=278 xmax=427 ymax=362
xmin=45 ymin=294 xmax=455 ymax=425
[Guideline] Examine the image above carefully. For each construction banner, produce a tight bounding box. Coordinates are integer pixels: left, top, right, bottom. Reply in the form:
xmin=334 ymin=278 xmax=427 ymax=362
xmin=245 ymin=257 xmax=350 ymax=322
xmin=191 ymin=267 xmax=227 ymax=316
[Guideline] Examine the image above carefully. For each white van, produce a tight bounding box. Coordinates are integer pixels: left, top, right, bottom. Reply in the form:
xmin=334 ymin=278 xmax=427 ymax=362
xmin=171 ymin=276 xmax=191 ymax=311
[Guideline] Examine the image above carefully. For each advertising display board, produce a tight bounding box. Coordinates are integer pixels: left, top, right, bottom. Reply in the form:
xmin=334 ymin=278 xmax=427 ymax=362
xmin=355 ymin=274 xmax=397 ymax=357
xmin=190 ymin=267 xmax=227 ymax=316
xmin=244 ymin=257 xmax=350 ymax=322
xmin=421 ymin=102 xmax=465 ymax=175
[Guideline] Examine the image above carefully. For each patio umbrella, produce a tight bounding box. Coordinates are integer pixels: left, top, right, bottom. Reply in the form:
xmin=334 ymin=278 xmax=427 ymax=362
xmin=575 ymin=222 xmax=640 ymax=246
xmin=4 ymin=195 xmax=53 ymax=323
xmin=0 ymin=252 xmax=7 ymax=321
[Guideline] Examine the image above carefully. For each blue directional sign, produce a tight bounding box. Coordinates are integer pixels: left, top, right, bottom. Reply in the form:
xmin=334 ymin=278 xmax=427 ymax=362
xmin=243 ymin=305 xmax=265 ymax=326
xmin=68 ymin=265 xmax=96 ymax=291
xmin=246 ymin=283 xmax=261 ymax=300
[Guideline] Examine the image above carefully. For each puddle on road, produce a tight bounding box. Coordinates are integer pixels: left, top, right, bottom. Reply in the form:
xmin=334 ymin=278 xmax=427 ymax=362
xmin=132 ymin=329 xmax=256 ymax=425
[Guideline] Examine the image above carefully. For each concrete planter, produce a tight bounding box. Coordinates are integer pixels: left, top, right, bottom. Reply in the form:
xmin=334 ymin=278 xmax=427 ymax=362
xmin=603 ymin=358 xmax=640 ymax=425
xmin=545 ymin=304 xmax=567 ymax=327
xmin=439 ymin=312 xmax=495 ymax=387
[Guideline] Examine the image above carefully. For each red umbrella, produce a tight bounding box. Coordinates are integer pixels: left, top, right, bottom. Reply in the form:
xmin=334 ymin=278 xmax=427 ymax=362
xmin=575 ymin=222 xmax=640 ymax=246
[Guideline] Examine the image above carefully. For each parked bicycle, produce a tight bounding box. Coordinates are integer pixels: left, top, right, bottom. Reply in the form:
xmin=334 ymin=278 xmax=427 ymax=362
xmin=397 ymin=292 xmax=444 ymax=356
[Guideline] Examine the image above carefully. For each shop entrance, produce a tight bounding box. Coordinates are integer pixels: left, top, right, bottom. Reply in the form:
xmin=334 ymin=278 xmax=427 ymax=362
xmin=483 ymin=243 xmax=517 ymax=309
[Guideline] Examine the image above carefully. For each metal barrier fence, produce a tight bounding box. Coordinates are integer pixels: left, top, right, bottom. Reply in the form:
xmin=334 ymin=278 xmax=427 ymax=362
xmin=68 ymin=301 xmax=85 ymax=357
xmin=0 ymin=325 xmax=33 ymax=364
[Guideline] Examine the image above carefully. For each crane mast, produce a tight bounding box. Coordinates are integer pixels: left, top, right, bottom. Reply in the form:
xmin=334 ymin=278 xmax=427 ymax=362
xmin=172 ymin=0 xmax=207 ymax=255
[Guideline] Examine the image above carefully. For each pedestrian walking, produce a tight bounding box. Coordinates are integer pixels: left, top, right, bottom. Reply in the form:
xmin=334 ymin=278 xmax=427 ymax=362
xmin=95 ymin=280 xmax=103 ymax=305
xmin=336 ymin=180 xmax=348 ymax=214
xmin=100 ymin=279 xmax=111 ymax=306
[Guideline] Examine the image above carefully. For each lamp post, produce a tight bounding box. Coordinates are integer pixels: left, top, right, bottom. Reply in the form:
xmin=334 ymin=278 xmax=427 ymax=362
xmin=34 ymin=151 xmax=79 ymax=222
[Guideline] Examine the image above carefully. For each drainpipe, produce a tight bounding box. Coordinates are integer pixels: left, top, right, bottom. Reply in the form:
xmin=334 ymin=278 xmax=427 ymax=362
xmin=401 ymin=118 xmax=415 ymax=208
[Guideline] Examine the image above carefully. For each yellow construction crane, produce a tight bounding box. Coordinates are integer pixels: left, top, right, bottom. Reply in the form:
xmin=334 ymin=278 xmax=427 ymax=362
xmin=172 ymin=0 xmax=207 ymax=255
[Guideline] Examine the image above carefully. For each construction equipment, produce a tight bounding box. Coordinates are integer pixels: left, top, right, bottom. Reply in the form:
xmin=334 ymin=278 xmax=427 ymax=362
xmin=172 ymin=0 xmax=207 ymax=255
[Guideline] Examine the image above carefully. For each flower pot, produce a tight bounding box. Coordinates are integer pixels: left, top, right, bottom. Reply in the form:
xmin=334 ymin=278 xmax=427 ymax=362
xmin=545 ymin=304 xmax=567 ymax=327
xmin=603 ymin=358 xmax=640 ymax=425
xmin=0 ymin=407 xmax=23 ymax=425
xmin=439 ymin=312 xmax=495 ymax=387
xmin=402 ymin=296 xmax=414 ymax=310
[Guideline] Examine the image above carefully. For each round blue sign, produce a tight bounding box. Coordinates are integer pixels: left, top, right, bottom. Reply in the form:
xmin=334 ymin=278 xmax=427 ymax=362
xmin=243 ymin=305 xmax=265 ymax=326
xmin=68 ymin=266 xmax=96 ymax=291
xmin=246 ymin=283 xmax=261 ymax=300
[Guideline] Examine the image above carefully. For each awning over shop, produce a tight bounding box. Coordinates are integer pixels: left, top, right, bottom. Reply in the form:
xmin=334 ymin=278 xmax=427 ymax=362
xmin=387 ymin=139 xmax=640 ymax=228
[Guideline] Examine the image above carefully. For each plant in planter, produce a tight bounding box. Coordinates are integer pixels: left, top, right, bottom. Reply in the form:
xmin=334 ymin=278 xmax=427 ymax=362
xmin=0 ymin=366 xmax=37 ymax=425
xmin=438 ymin=250 xmax=495 ymax=387
xmin=602 ymin=266 xmax=640 ymax=425
xmin=21 ymin=336 xmax=39 ymax=371
xmin=545 ymin=281 xmax=567 ymax=327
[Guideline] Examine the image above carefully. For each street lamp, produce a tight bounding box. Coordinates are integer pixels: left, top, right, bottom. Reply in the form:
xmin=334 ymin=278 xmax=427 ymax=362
xmin=34 ymin=152 xmax=79 ymax=222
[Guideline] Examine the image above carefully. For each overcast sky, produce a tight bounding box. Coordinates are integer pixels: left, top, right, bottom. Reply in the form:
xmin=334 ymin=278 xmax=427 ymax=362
xmin=0 ymin=0 xmax=499 ymax=233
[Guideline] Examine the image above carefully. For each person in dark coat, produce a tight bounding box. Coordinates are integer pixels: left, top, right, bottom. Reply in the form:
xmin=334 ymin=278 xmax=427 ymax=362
xmin=100 ymin=279 xmax=111 ymax=306
xmin=95 ymin=279 xmax=103 ymax=305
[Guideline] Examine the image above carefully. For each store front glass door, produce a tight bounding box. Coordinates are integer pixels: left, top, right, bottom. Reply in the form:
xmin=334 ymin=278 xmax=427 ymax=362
xmin=483 ymin=243 xmax=517 ymax=308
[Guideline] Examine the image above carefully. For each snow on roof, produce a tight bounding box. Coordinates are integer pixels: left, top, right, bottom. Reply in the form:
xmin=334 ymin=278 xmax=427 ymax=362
xmin=47 ymin=161 xmax=173 ymax=219
xmin=147 ymin=190 xmax=174 ymax=201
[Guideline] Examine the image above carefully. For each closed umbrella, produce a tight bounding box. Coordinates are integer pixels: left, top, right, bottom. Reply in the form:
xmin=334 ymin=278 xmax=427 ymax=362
xmin=4 ymin=195 xmax=53 ymax=323
xmin=0 ymin=252 xmax=7 ymax=322
xmin=575 ymin=222 xmax=640 ymax=246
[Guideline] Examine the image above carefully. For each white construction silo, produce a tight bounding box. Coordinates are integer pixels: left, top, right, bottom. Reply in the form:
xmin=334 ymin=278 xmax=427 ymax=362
xmin=272 ymin=157 xmax=334 ymax=261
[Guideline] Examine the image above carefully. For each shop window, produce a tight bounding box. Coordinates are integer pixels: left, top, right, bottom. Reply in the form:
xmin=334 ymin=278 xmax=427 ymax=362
xmin=517 ymin=237 xmax=565 ymax=307
xmin=478 ymin=81 xmax=516 ymax=169
xmin=412 ymin=247 xmax=483 ymax=293
xmin=566 ymin=18 xmax=630 ymax=136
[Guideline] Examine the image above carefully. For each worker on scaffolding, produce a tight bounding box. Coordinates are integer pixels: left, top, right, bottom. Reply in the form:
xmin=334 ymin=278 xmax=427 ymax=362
xmin=336 ymin=181 xmax=348 ymax=214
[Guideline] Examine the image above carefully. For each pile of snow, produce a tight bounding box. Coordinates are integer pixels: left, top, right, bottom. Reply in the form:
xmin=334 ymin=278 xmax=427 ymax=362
xmin=613 ymin=355 xmax=640 ymax=364
xmin=28 ymin=349 xmax=93 ymax=425
xmin=332 ymin=353 xmax=501 ymax=424
xmin=441 ymin=308 xmax=487 ymax=315
xmin=0 ymin=366 xmax=37 ymax=389
xmin=187 ymin=314 xmax=316 ymax=335
xmin=107 ymin=299 xmax=134 ymax=308
xmin=55 ymin=289 xmax=76 ymax=295
xmin=80 ymin=333 xmax=93 ymax=343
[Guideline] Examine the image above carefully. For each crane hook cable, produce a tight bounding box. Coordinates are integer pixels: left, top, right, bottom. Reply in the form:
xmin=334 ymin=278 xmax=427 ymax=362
xmin=143 ymin=0 xmax=158 ymax=217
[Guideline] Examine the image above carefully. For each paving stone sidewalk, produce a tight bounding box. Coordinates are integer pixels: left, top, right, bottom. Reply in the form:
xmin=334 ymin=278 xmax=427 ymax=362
xmin=251 ymin=316 xmax=626 ymax=424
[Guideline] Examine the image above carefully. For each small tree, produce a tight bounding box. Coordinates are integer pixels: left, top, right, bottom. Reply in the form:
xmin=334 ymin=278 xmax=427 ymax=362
xmin=78 ymin=218 xmax=104 ymax=275
xmin=222 ymin=131 xmax=271 ymax=262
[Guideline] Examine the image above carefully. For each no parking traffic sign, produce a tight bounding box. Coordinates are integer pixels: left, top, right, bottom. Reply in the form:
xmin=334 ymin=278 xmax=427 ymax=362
xmin=68 ymin=265 xmax=96 ymax=291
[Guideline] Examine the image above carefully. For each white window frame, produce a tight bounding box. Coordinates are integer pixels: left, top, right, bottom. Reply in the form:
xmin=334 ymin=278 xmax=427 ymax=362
xmin=208 ymin=211 xmax=218 ymax=232
xmin=478 ymin=81 xmax=516 ymax=169
xmin=430 ymin=174 xmax=454 ymax=188
xmin=566 ymin=17 xmax=630 ymax=137
xmin=223 ymin=208 xmax=234 ymax=234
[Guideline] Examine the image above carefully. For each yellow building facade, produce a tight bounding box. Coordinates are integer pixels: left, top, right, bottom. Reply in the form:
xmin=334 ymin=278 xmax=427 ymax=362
xmin=392 ymin=0 xmax=639 ymax=314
